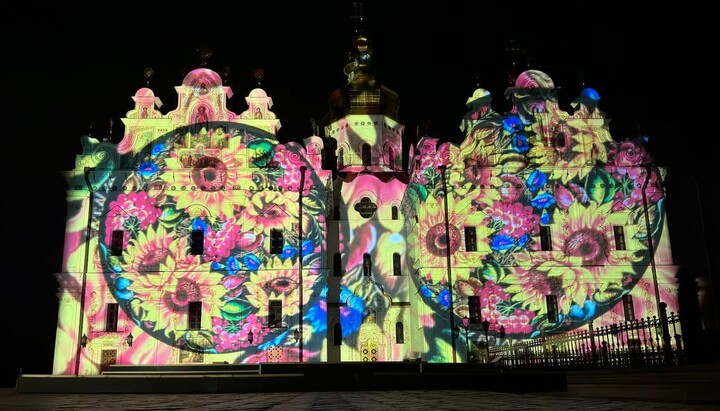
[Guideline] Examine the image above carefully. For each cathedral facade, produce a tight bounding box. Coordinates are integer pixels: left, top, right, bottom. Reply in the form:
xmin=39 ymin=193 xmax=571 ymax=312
xmin=53 ymin=35 xmax=679 ymax=375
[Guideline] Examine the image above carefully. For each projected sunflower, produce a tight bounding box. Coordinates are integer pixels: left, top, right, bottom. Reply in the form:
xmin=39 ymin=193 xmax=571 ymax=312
xmin=95 ymin=122 xmax=326 ymax=359
xmin=406 ymin=70 xmax=670 ymax=343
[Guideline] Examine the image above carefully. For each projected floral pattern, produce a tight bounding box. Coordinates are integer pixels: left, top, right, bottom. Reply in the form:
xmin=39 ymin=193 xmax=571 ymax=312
xmin=91 ymin=122 xmax=327 ymax=359
xmin=57 ymin=68 xmax=676 ymax=373
xmin=405 ymin=71 xmax=670 ymax=357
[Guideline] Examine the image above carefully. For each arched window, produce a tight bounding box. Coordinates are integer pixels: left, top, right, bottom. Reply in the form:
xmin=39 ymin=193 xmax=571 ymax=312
xmin=391 ymin=206 xmax=398 ymax=220
xmin=333 ymin=252 xmax=342 ymax=276
xmin=362 ymin=144 xmax=371 ymax=166
xmin=333 ymin=323 xmax=342 ymax=346
xmin=395 ymin=322 xmax=404 ymax=344
xmin=393 ymin=253 xmax=401 ymax=276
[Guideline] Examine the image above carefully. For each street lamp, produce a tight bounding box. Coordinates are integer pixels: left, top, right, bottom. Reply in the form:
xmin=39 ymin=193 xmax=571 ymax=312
xmin=481 ymin=319 xmax=490 ymax=363
xmin=248 ymin=330 xmax=254 ymax=345
xmin=298 ymin=165 xmax=306 ymax=363
xmin=80 ymin=334 xmax=88 ymax=348
xmin=294 ymin=328 xmax=301 ymax=343
xmin=126 ymin=333 xmax=134 ymax=347
xmin=461 ymin=316 xmax=470 ymax=362
xmin=438 ymin=164 xmax=457 ymax=363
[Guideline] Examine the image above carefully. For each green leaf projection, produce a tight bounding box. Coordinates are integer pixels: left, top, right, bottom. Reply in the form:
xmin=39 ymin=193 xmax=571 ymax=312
xmin=54 ymin=66 xmax=678 ymax=375
xmin=403 ymin=71 xmax=676 ymax=358
xmin=98 ymin=122 xmax=327 ymax=358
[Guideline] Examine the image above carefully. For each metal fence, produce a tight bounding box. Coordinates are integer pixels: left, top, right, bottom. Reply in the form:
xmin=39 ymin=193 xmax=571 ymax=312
xmin=489 ymin=302 xmax=684 ymax=369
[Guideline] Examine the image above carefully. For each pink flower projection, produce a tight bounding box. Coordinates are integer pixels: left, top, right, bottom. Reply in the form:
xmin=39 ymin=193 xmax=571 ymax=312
xmin=90 ymin=123 xmax=329 ymax=361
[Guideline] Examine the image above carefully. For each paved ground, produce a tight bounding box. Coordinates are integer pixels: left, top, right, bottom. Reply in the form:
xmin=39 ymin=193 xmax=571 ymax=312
xmin=0 ymin=388 xmax=717 ymax=411
xmin=2 ymin=364 xmax=718 ymax=410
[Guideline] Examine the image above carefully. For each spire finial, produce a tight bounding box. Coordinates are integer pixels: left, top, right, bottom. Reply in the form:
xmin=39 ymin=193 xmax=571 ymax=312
xmin=222 ymin=66 xmax=231 ymax=86
xmin=423 ymin=119 xmax=431 ymax=137
xmin=350 ymin=2 xmax=364 ymax=34
xmin=106 ymin=118 xmax=113 ymax=141
xmin=254 ymin=68 xmax=265 ymax=87
xmin=144 ymin=67 xmax=154 ymax=87
xmin=197 ymin=47 xmax=213 ymax=67
xmin=504 ymin=38 xmax=528 ymax=86
xmin=473 ymin=70 xmax=482 ymax=88
xmin=344 ymin=2 xmax=372 ymax=78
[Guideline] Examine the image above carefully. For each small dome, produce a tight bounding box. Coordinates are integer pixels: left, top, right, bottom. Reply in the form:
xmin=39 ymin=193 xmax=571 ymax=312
xmin=580 ymin=87 xmax=601 ymax=101
xmin=248 ymin=88 xmax=269 ymax=98
xmin=466 ymin=88 xmax=491 ymax=106
xmin=134 ymin=88 xmax=156 ymax=98
xmin=181 ymin=68 xmax=223 ymax=88
xmin=515 ymin=70 xmax=554 ymax=89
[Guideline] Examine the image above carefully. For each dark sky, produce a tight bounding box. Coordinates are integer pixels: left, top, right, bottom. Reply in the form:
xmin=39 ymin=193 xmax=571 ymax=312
xmin=3 ymin=1 xmax=711 ymax=384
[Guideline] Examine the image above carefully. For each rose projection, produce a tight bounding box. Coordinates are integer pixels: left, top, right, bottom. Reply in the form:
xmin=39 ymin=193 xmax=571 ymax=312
xmin=54 ymin=65 xmax=678 ymax=374
xmin=402 ymin=71 xmax=677 ymax=362
xmin=56 ymin=120 xmax=331 ymax=372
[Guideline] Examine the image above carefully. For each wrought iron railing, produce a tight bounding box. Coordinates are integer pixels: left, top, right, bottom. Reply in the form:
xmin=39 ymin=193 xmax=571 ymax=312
xmin=489 ymin=302 xmax=684 ymax=369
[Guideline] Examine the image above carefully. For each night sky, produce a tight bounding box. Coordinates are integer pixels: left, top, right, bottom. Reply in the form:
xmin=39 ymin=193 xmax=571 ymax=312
xmin=3 ymin=2 xmax=714 ymax=385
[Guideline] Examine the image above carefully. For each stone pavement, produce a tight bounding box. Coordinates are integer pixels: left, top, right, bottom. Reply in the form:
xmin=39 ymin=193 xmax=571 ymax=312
xmin=0 ymin=388 xmax=717 ymax=410
xmin=2 ymin=363 xmax=718 ymax=410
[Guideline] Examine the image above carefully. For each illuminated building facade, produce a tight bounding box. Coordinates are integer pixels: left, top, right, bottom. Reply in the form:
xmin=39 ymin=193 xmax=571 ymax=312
xmin=52 ymin=30 xmax=679 ymax=375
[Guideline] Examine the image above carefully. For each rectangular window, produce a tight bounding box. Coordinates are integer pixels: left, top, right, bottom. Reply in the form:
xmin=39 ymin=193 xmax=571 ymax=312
xmin=333 ymin=253 xmax=343 ymax=277
xmin=540 ymin=226 xmax=553 ymax=251
xmin=105 ymin=303 xmax=119 ymax=332
xmin=111 ymin=230 xmax=124 ymax=256
xmin=188 ymin=301 xmax=202 ymax=330
xmin=268 ymin=299 xmax=282 ymax=328
xmin=546 ymin=295 xmax=558 ymax=323
xmin=190 ymin=229 xmax=204 ymax=255
xmin=465 ymin=226 xmax=477 ymax=252
xmin=468 ymin=295 xmax=481 ymax=325
xmin=613 ymin=226 xmax=626 ymax=251
xmin=334 ymin=323 xmax=343 ymax=346
xmin=270 ymin=229 xmax=284 ymax=254
xmin=622 ymin=294 xmax=635 ymax=321
xmin=393 ymin=253 xmax=401 ymax=276
xmin=363 ymin=254 xmax=372 ymax=277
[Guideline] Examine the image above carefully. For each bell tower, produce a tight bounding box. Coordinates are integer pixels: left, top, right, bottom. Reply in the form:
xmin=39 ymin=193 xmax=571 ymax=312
xmin=323 ymin=2 xmax=403 ymax=173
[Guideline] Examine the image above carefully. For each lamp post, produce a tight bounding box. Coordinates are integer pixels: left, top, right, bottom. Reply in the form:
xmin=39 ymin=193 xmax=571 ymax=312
xmin=641 ymin=164 xmax=662 ymax=324
xmin=438 ymin=164 xmax=457 ymax=363
xmin=481 ymin=319 xmax=490 ymax=363
xmin=126 ymin=333 xmax=134 ymax=347
xmin=461 ymin=316 xmax=470 ymax=362
xmin=298 ymin=166 xmax=306 ymax=363
xmin=75 ymin=167 xmax=96 ymax=375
